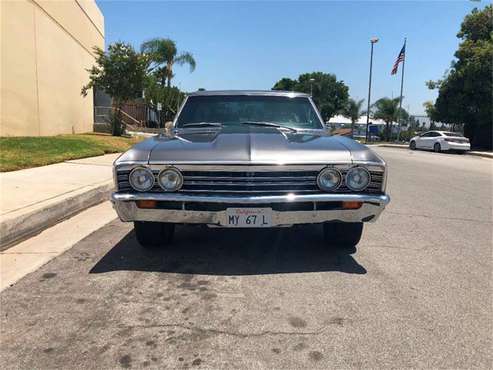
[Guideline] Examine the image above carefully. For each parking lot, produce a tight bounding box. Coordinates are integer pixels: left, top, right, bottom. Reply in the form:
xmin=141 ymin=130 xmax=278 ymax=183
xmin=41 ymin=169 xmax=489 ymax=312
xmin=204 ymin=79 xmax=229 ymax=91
xmin=1 ymin=147 xmax=492 ymax=369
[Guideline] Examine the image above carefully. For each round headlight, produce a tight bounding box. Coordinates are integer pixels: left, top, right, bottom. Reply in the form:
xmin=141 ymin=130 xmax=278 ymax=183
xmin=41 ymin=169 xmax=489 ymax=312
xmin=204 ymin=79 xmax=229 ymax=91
xmin=317 ymin=168 xmax=342 ymax=191
xmin=158 ymin=168 xmax=183 ymax=192
xmin=129 ymin=167 xmax=154 ymax=192
xmin=345 ymin=167 xmax=371 ymax=191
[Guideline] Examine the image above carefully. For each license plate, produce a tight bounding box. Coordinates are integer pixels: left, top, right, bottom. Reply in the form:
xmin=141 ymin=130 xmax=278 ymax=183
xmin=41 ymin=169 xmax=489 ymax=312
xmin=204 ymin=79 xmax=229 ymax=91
xmin=223 ymin=208 xmax=273 ymax=227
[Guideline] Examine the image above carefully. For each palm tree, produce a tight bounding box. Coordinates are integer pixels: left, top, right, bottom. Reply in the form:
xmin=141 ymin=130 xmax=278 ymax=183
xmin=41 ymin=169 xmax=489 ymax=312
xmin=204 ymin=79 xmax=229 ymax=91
xmin=141 ymin=38 xmax=196 ymax=87
xmin=343 ymin=98 xmax=365 ymax=138
xmin=372 ymin=97 xmax=408 ymax=141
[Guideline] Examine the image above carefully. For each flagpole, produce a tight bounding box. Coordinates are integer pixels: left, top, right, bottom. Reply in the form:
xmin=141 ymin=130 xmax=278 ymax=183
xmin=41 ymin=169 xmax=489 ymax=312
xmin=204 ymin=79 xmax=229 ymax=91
xmin=365 ymin=38 xmax=378 ymax=143
xmin=396 ymin=38 xmax=406 ymax=142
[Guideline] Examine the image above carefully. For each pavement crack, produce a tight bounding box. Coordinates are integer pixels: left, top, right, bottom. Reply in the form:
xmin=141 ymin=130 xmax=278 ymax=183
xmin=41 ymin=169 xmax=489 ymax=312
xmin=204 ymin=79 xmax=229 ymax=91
xmin=386 ymin=211 xmax=492 ymax=224
xmin=121 ymin=323 xmax=331 ymax=338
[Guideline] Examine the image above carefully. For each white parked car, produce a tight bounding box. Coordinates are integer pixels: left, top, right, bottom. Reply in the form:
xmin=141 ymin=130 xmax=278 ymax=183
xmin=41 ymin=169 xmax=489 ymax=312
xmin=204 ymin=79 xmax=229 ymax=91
xmin=409 ymin=131 xmax=470 ymax=153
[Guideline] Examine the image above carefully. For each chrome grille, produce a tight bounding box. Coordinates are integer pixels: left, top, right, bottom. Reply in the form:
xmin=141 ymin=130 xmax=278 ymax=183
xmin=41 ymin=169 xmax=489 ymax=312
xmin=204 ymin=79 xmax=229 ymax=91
xmin=116 ymin=166 xmax=384 ymax=195
xmin=181 ymin=170 xmax=319 ymax=194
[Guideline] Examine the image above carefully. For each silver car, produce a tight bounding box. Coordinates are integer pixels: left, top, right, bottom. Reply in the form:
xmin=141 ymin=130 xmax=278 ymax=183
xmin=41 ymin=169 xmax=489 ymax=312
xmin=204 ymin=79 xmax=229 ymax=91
xmin=112 ymin=90 xmax=390 ymax=248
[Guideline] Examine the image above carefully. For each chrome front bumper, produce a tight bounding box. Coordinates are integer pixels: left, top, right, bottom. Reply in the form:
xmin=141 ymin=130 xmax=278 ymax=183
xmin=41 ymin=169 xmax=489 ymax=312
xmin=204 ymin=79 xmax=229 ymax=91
xmin=112 ymin=192 xmax=390 ymax=227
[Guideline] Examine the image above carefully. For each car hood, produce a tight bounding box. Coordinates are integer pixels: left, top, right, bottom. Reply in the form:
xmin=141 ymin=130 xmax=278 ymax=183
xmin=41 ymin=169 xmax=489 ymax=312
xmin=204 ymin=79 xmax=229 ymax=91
xmin=117 ymin=127 xmax=383 ymax=165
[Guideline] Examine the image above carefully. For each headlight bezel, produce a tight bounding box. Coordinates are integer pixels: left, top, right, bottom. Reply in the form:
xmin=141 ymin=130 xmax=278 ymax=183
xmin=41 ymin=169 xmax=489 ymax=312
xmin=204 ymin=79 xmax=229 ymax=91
xmin=345 ymin=166 xmax=371 ymax=191
xmin=317 ymin=167 xmax=343 ymax=192
xmin=128 ymin=166 xmax=155 ymax=192
xmin=157 ymin=167 xmax=183 ymax=192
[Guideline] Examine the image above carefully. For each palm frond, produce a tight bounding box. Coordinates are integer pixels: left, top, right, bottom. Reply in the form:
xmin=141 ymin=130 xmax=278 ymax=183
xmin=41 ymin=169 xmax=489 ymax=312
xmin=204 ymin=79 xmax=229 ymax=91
xmin=342 ymin=98 xmax=366 ymax=122
xmin=175 ymin=52 xmax=196 ymax=72
xmin=140 ymin=38 xmax=177 ymax=65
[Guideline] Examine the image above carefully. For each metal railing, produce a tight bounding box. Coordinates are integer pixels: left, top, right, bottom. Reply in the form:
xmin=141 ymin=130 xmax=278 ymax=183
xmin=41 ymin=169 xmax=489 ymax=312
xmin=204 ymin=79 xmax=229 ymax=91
xmin=94 ymin=104 xmax=163 ymax=129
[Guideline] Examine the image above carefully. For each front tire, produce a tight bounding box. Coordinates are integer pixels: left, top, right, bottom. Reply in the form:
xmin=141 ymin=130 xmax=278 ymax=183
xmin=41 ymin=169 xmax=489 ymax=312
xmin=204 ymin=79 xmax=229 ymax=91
xmin=410 ymin=140 xmax=416 ymax=150
xmin=323 ymin=222 xmax=363 ymax=248
xmin=134 ymin=221 xmax=175 ymax=248
xmin=433 ymin=142 xmax=441 ymax=153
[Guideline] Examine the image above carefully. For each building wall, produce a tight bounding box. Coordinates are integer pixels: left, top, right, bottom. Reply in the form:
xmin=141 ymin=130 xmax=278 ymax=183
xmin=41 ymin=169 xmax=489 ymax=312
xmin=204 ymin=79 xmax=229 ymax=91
xmin=0 ymin=0 xmax=104 ymax=136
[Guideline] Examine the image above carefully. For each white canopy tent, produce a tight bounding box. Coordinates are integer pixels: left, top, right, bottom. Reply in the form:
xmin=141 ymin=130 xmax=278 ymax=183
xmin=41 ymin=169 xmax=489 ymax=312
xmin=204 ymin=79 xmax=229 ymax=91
xmin=327 ymin=115 xmax=352 ymax=126
xmin=327 ymin=115 xmax=403 ymax=138
xmin=328 ymin=115 xmax=398 ymax=126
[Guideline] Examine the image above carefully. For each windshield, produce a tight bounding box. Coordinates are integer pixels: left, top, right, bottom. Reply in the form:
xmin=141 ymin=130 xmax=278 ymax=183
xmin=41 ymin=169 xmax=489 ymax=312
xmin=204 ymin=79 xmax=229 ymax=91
xmin=175 ymin=95 xmax=324 ymax=129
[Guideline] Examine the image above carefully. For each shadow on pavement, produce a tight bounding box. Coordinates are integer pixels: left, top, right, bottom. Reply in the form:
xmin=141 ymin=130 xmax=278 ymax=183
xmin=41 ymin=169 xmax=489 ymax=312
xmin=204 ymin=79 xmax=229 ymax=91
xmin=90 ymin=224 xmax=367 ymax=276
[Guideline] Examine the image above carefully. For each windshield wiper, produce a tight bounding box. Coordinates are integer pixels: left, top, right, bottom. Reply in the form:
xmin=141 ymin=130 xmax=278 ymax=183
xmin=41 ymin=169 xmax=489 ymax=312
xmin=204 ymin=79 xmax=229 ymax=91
xmin=181 ymin=122 xmax=223 ymax=128
xmin=240 ymin=121 xmax=297 ymax=133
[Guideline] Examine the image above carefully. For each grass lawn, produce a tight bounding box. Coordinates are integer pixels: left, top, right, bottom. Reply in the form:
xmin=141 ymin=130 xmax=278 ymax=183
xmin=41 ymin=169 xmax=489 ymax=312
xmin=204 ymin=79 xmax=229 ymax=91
xmin=0 ymin=133 xmax=143 ymax=172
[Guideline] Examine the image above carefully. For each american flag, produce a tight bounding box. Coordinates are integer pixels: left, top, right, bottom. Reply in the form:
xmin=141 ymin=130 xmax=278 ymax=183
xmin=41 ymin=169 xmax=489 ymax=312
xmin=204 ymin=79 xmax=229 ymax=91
xmin=391 ymin=43 xmax=406 ymax=75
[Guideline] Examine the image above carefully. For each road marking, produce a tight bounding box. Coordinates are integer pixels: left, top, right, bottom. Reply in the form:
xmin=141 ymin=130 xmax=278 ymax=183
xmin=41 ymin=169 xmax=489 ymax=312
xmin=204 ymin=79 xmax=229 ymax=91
xmin=0 ymin=202 xmax=116 ymax=291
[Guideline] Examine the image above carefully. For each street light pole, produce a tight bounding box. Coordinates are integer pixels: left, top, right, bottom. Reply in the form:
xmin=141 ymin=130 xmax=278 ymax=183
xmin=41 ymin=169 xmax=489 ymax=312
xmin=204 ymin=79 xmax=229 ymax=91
xmin=309 ymin=78 xmax=315 ymax=96
xmin=365 ymin=37 xmax=379 ymax=143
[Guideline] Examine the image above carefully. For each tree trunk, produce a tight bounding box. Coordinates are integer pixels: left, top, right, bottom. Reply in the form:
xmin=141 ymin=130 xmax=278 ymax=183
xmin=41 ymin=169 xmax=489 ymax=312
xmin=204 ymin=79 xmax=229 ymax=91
xmin=166 ymin=61 xmax=173 ymax=87
xmin=468 ymin=121 xmax=492 ymax=150
xmin=385 ymin=121 xmax=390 ymax=141
xmin=112 ymin=103 xmax=124 ymax=136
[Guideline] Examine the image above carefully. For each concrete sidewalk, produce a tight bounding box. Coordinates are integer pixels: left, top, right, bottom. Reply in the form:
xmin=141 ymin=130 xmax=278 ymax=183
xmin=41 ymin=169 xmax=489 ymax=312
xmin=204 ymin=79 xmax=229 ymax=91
xmin=0 ymin=201 xmax=116 ymax=291
xmin=0 ymin=154 xmax=120 ymax=249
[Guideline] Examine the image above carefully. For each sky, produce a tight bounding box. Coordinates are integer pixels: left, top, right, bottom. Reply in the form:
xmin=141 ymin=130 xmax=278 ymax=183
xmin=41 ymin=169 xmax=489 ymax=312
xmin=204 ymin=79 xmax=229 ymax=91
xmin=96 ymin=0 xmax=487 ymax=115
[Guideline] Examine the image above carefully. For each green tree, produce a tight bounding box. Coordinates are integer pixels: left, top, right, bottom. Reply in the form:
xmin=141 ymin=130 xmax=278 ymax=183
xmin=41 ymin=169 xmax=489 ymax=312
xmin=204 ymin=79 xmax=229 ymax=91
xmin=426 ymin=5 xmax=492 ymax=149
xmin=372 ymin=97 xmax=408 ymax=141
xmin=342 ymin=98 xmax=365 ymax=138
xmin=272 ymin=78 xmax=297 ymax=91
xmin=141 ymin=38 xmax=196 ymax=87
xmin=273 ymin=72 xmax=349 ymax=121
xmin=423 ymin=101 xmax=439 ymax=125
xmin=82 ymin=42 xmax=147 ymax=136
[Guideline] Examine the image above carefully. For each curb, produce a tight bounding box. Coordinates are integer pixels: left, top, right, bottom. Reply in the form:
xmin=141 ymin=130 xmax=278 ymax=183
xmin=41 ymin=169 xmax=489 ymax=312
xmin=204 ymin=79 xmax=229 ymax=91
xmin=373 ymin=144 xmax=493 ymax=159
xmin=0 ymin=181 xmax=113 ymax=251
xmin=373 ymin=144 xmax=408 ymax=149
xmin=467 ymin=151 xmax=493 ymax=159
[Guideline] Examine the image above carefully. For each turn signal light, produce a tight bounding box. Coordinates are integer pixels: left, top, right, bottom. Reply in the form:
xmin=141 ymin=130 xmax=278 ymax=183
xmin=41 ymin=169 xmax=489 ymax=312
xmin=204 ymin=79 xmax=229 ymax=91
xmin=136 ymin=200 xmax=157 ymax=209
xmin=342 ymin=201 xmax=362 ymax=210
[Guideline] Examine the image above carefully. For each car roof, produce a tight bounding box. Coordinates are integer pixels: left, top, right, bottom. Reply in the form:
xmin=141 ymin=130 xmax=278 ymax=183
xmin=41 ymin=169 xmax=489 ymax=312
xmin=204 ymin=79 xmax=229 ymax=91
xmin=187 ymin=90 xmax=310 ymax=98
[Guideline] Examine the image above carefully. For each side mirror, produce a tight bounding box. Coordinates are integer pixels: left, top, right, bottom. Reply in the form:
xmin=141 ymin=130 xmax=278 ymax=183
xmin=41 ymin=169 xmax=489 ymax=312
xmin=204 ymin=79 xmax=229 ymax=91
xmin=164 ymin=121 xmax=173 ymax=132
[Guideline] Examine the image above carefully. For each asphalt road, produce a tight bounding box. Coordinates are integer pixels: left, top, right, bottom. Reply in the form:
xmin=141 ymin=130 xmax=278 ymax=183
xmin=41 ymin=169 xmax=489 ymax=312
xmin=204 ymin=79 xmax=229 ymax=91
xmin=1 ymin=148 xmax=492 ymax=369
